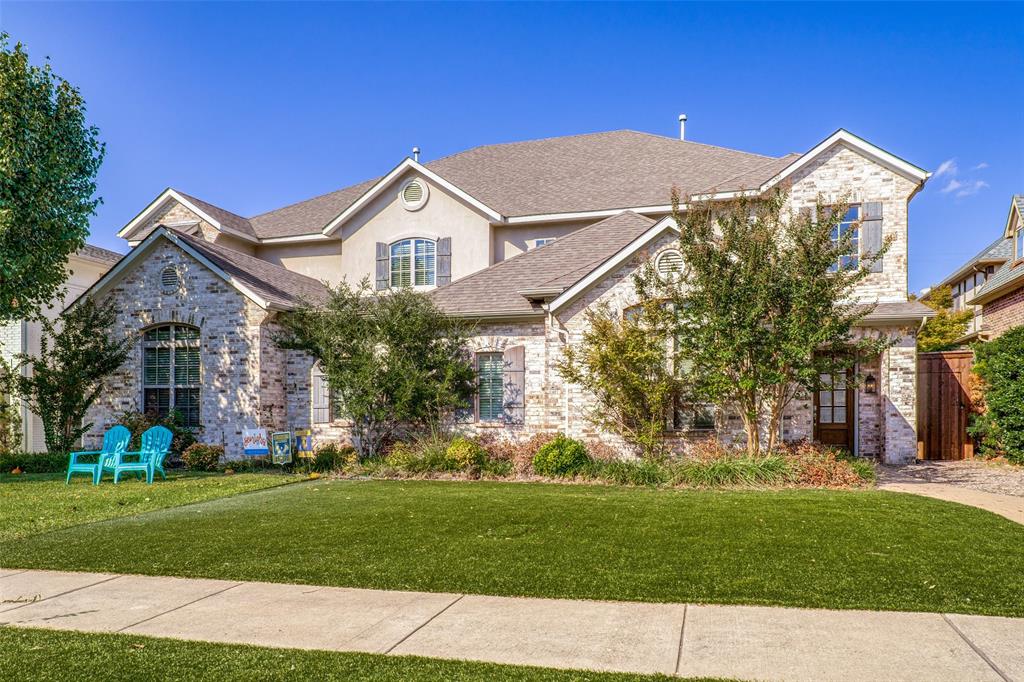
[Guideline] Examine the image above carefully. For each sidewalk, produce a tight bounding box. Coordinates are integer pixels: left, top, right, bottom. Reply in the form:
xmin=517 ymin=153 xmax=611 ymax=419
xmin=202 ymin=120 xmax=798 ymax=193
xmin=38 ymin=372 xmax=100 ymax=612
xmin=878 ymin=480 xmax=1024 ymax=525
xmin=2 ymin=568 xmax=1022 ymax=681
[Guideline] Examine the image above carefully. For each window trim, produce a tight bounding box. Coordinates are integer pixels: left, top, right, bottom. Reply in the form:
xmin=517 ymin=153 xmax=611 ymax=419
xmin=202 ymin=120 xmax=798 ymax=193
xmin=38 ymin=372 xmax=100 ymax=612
xmin=389 ymin=237 xmax=437 ymax=289
xmin=827 ymin=204 xmax=861 ymax=273
xmin=142 ymin=324 xmax=201 ymax=428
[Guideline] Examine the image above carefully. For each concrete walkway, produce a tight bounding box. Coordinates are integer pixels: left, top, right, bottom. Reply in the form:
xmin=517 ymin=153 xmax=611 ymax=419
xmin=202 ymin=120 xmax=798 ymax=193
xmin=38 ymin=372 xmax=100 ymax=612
xmin=2 ymin=569 xmax=1023 ymax=681
xmin=878 ymin=480 xmax=1024 ymax=525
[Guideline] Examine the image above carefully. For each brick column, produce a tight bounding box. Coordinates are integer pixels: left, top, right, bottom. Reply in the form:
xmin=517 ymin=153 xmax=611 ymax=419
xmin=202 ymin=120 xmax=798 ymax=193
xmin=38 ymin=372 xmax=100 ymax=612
xmin=880 ymin=333 xmax=917 ymax=464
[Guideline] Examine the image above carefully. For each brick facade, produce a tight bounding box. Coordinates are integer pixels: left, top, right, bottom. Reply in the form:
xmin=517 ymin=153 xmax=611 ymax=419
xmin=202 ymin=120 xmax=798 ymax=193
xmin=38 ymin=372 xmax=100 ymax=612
xmin=981 ymin=282 xmax=1024 ymax=338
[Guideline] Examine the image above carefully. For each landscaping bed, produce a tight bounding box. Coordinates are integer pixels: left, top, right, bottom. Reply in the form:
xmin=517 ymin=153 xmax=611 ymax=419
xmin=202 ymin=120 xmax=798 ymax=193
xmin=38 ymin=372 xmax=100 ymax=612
xmin=3 ymin=479 xmax=1022 ymax=617
xmin=310 ymin=435 xmax=876 ymax=490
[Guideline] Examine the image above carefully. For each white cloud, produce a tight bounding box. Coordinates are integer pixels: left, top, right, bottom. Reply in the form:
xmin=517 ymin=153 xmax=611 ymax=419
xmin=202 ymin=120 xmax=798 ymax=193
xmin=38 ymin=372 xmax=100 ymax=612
xmin=972 ymin=162 xmax=989 ymax=171
xmin=941 ymin=179 xmax=964 ymax=194
xmin=935 ymin=158 xmax=958 ymax=177
xmin=955 ymin=180 xmax=989 ymax=198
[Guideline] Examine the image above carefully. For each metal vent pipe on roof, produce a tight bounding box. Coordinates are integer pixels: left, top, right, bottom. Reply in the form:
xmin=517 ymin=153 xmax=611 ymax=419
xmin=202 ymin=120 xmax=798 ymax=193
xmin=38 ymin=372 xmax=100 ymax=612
xmin=412 ymin=146 xmax=420 ymax=162
xmin=678 ymin=114 xmax=687 ymax=141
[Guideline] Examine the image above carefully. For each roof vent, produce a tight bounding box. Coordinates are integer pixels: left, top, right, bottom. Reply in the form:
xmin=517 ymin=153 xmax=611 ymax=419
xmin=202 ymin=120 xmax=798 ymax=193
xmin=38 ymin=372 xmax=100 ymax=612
xmin=160 ymin=266 xmax=179 ymax=291
xmin=656 ymin=249 xmax=683 ymax=280
xmin=678 ymin=114 xmax=687 ymax=141
xmin=400 ymin=178 xmax=428 ymax=211
xmin=412 ymin=146 xmax=420 ymax=162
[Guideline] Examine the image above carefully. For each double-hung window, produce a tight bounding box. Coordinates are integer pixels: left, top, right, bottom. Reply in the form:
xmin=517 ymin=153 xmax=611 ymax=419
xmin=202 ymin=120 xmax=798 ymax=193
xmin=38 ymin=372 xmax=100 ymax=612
xmin=390 ymin=238 xmax=436 ymax=287
xmin=828 ymin=205 xmax=860 ymax=272
xmin=1017 ymin=225 xmax=1024 ymax=261
xmin=142 ymin=324 xmax=201 ymax=427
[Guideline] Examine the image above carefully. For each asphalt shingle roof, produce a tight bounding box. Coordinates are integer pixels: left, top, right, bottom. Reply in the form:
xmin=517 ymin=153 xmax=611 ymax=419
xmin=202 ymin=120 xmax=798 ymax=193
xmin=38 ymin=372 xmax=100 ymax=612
xmin=430 ymin=211 xmax=658 ymax=317
xmin=935 ymin=235 xmax=1013 ymax=289
xmin=175 ymin=232 xmax=329 ymax=309
xmin=966 ymin=194 xmax=1024 ymax=305
xmin=172 ymin=130 xmax=792 ymax=240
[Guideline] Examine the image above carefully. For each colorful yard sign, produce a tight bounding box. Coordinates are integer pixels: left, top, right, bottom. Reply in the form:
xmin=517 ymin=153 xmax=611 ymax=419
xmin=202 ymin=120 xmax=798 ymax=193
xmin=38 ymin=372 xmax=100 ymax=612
xmin=243 ymin=429 xmax=269 ymax=456
xmin=271 ymin=431 xmax=293 ymax=465
xmin=294 ymin=429 xmax=314 ymax=457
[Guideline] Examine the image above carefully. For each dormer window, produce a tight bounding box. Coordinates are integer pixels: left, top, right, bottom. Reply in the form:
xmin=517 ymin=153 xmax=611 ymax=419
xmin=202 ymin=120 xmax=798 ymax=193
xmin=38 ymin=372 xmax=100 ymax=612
xmin=390 ymin=238 xmax=436 ymax=288
xmin=1017 ymin=224 xmax=1023 ymax=261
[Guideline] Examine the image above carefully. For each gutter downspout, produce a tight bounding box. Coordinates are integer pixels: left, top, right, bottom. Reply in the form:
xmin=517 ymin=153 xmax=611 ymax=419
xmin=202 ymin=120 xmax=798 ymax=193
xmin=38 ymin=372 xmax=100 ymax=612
xmin=547 ymin=310 xmax=571 ymax=433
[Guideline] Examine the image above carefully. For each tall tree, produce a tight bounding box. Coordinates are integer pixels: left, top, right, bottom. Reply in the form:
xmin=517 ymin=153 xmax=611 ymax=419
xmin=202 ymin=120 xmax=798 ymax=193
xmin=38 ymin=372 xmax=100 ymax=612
xmin=0 ymin=34 xmax=104 ymax=323
xmin=637 ymin=187 xmax=892 ymax=453
xmin=916 ymin=285 xmax=974 ymax=352
xmin=13 ymin=298 xmax=133 ymax=455
xmin=276 ymin=280 xmax=476 ymax=458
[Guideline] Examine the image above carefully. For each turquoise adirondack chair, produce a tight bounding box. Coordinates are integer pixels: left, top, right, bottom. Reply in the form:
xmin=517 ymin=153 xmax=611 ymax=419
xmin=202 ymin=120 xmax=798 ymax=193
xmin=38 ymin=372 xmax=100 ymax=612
xmin=66 ymin=425 xmax=131 ymax=485
xmin=108 ymin=425 xmax=173 ymax=484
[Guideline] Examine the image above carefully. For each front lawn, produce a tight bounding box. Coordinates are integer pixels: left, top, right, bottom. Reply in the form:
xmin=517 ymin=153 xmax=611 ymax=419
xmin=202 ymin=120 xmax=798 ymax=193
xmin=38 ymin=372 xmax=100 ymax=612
xmin=3 ymin=479 xmax=1023 ymax=616
xmin=0 ymin=627 xmax=714 ymax=682
xmin=0 ymin=470 xmax=303 ymax=542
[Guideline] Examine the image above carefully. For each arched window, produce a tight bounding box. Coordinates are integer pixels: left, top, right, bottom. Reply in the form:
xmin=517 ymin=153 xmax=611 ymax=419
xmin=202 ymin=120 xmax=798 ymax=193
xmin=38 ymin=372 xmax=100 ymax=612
xmin=390 ymin=238 xmax=436 ymax=287
xmin=142 ymin=324 xmax=200 ymax=427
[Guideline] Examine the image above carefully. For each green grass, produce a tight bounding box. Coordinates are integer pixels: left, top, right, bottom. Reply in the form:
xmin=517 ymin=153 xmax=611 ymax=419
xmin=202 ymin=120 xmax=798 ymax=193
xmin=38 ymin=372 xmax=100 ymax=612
xmin=0 ymin=471 xmax=304 ymax=542
xmin=0 ymin=627 xmax=721 ymax=681
xmin=3 ymin=479 xmax=1023 ymax=616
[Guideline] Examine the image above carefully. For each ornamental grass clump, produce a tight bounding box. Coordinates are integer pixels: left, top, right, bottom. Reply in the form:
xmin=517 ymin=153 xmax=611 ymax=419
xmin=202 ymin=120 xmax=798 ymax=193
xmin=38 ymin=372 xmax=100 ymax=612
xmin=532 ymin=434 xmax=590 ymax=477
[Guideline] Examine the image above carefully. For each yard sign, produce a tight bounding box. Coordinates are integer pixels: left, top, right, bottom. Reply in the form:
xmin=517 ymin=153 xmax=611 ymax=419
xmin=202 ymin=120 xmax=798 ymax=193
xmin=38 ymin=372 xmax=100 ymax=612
xmin=242 ymin=428 xmax=269 ymax=456
xmin=271 ymin=431 xmax=293 ymax=465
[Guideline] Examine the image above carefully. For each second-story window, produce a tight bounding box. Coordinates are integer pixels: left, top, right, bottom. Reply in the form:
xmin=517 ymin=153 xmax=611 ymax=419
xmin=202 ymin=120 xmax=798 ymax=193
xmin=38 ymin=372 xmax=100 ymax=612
xmin=828 ymin=205 xmax=860 ymax=272
xmin=390 ymin=238 xmax=435 ymax=288
xmin=1017 ymin=224 xmax=1024 ymax=261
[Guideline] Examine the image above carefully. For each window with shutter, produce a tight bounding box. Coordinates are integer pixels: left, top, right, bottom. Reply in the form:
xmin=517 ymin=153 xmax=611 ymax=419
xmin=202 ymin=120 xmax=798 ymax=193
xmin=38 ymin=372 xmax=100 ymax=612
xmin=390 ymin=238 xmax=436 ymax=287
xmin=142 ymin=324 xmax=201 ymax=427
xmin=312 ymin=368 xmax=331 ymax=424
xmin=827 ymin=205 xmax=860 ymax=272
xmin=476 ymin=353 xmax=504 ymax=422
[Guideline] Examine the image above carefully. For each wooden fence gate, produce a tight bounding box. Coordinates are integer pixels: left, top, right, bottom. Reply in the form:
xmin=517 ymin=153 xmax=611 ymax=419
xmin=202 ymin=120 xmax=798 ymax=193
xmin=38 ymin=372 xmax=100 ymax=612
xmin=917 ymin=351 xmax=974 ymax=461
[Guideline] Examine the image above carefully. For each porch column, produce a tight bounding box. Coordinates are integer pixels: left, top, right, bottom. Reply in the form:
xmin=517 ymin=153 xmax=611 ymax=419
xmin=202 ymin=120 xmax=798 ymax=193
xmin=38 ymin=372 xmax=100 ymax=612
xmin=880 ymin=332 xmax=917 ymax=464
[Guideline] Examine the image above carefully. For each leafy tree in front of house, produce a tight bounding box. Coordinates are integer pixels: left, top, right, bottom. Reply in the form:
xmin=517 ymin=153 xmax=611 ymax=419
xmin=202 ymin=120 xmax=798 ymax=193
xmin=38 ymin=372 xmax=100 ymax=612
xmin=0 ymin=34 xmax=104 ymax=324
xmin=0 ymin=358 xmax=21 ymax=453
xmin=968 ymin=326 xmax=1024 ymax=464
xmin=636 ymin=187 xmax=893 ymax=454
xmin=557 ymin=300 xmax=681 ymax=458
xmin=276 ymin=280 xmax=476 ymax=459
xmin=12 ymin=298 xmax=133 ymax=455
xmin=916 ymin=285 xmax=974 ymax=352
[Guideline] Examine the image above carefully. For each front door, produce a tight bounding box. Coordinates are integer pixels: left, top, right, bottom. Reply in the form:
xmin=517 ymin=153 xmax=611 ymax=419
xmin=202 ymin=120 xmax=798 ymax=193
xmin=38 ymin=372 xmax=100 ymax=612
xmin=814 ymin=369 xmax=854 ymax=453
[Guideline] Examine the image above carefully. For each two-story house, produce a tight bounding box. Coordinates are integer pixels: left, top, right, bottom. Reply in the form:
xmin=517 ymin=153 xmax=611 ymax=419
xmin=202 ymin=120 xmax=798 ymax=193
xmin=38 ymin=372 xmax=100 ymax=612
xmin=1 ymin=245 xmax=122 ymax=451
xmin=962 ymin=195 xmax=1024 ymax=338
xmin=77 ymin=124 xmax=933 ymax=463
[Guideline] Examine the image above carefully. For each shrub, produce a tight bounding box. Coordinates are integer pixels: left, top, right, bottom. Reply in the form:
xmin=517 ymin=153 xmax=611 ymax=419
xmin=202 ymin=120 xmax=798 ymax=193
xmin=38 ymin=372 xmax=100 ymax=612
xmin=119 ymin=409 xmax=198 ymax=456
xmin=779 ymin=441 xmax=870 ymax=488
xmin=672 ymin=454 xmax=789 ymax=487
xmin=445 ymin=436 xmax=486 ymax=471
xmin=312 ymin=442 xmax=356 ymax=472
xmin=971 ymin=328 xmax=1024 ymax=464
xmin=480 ymin=457 xmax=513 ymax=478
xmin=533 ymin=434 xmax=590 ymax=477
xmin=477 ymin=432 xmax=557 ymax=475
xmin=181 ymin=443 xmax=223 ymax=471
xmin=0 ymin=399 xmax=22 ymax=455
xmin=0 ymin=451 xmax=66 ymax=474
xmin=384 ymin=442 xmax=418 ymax=471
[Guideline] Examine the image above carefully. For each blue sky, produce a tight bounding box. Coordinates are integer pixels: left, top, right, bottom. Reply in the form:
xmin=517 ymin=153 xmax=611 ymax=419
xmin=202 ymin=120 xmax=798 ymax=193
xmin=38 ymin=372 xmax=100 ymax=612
xmin=2 ymin=1 xmax=1021 ymax=293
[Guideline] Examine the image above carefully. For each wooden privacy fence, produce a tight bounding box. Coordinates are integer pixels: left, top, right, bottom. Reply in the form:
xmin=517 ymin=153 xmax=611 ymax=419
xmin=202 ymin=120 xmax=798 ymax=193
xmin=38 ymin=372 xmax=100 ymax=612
xmin=917 ymin=351 xmax=974 ymax=461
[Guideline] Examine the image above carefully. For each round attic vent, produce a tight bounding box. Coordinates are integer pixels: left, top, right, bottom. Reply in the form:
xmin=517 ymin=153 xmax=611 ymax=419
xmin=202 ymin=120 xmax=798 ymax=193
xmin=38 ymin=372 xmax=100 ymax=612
xmin=160 ymin=266 xmax=179 ymax=291
xmin=656 ymin=249 xmax=683 ymax=281
xmin=400 ymin=178 xmax=428 ymax=211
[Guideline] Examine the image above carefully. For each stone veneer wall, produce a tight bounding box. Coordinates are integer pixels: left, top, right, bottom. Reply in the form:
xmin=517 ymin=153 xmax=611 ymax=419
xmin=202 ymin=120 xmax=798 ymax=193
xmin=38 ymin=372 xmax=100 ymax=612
xmin=788 ymin=144 xmax=916 ymax=303
xmin=981 ymin=283 xmax=1024 ymax=338
xmin=83 ymin=241 xmax=284 ymax=456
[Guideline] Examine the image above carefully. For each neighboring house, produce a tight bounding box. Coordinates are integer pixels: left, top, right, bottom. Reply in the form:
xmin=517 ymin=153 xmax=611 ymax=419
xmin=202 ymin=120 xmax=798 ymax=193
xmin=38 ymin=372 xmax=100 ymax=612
xmin=77 ymin=124 xmax=933 ymax=463
xmin=0 ymin=245 xmax=122 ymax=452
xmin=964 ymin=195 xmax=1024 ymax=338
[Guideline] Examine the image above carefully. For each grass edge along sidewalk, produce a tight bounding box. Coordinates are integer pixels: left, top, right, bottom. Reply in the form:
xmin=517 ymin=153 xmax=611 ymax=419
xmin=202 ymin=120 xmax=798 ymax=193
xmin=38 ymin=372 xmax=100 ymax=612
xmin=0 ymin=626 xmax=728 ymax=682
